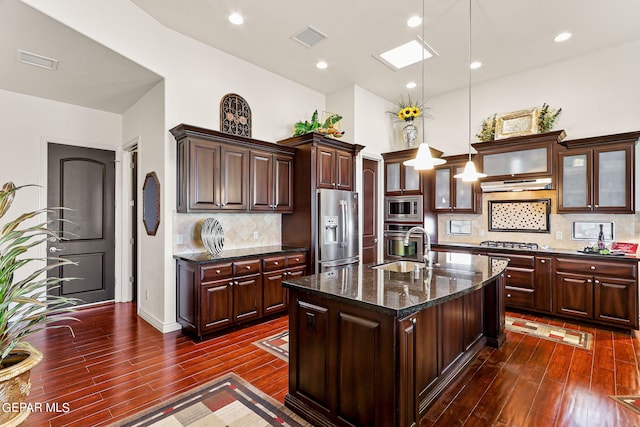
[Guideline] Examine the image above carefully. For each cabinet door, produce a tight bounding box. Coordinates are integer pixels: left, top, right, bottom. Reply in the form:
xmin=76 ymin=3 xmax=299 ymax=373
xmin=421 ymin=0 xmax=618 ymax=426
xmin=434 ymin=168 xmax=451 ymax=210
xmin=273 ymin=154 xmax=294 ymax=212
xmin=220 ymin=146 xmax=248 ymax=210
xmin=233 ymin=274 xmax=261 ymax=323
xmin=263 ymin=270 xmax=287 ymax=315
xmin=335 ymin=149 xmax=353 ymax=190
xmin=385 ymin=161 xmax=402 ymax=194
xmin=594 ymin=146 xmax=632 ymax=212
xmin=558 ymin=151 xmax=591 ymax=212
xmin=201 ymin=279 xmax=234 ymax=332
xmin=555 ymin=273 xmax=593 ymax=319
xmin=398 ymin=316 xmax=418 ymax=427
xmin=317 ymin=147 xmax=336 ymax=189
xmin=594 ymin=276 xmax=637 ymax=327
xmin=249 ymin=151 xmax=273 ymax=211
xmin=482 ymin=146 xmax=550 ymax=178
xmin=189 ymin=140 xmax=220 ymax=210
xmin=534 ymin=257 xmax=553 ymax=313
xmin=453 ymin=166 xmax=474 ymax=211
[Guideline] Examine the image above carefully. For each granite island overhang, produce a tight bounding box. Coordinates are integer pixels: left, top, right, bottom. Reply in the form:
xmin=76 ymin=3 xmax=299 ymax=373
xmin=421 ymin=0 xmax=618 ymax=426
xmin=282 ymin=252 xmax=508 ymax=427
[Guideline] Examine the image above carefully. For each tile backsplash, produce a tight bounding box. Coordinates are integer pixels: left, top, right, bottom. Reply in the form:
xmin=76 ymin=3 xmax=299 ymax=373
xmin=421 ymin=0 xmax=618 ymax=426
xmin=437 ymin=190 xmax=640 ymax=250
xmin=173 ymin=213 xmax=281 ymax=254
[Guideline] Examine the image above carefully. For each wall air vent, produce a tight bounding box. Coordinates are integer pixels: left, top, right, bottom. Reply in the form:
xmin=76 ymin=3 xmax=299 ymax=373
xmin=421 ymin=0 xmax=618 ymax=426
xmin=16 ymin=49 xmax=58 ymax=70
xmin=291 ymin=26 xmax=328 ymax=48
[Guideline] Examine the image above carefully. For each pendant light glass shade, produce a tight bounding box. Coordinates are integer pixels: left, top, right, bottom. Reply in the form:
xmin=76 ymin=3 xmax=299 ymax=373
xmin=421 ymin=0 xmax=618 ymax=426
xmin=403 ymin=142 xmax=446 ymax=170
xmin=453 ymin=159 xmax=487 ymax=181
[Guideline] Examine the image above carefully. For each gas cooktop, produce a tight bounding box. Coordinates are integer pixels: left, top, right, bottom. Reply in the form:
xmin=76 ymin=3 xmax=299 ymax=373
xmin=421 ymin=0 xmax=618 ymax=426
xmin=479 ymin=240 xmax=539 ymax=250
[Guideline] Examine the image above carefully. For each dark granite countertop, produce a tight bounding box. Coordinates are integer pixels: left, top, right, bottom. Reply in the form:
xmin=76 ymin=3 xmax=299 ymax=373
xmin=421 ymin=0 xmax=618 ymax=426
xmin=174 ymin=245 xmax=308 ymax=264
xmin=433 ymin=242 xmax=640 ymax=262
xmin=283 ymin=252 xmax=508 ymax=318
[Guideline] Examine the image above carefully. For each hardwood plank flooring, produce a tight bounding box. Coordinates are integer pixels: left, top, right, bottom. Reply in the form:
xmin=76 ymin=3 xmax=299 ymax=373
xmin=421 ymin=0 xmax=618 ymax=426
xmin=20 ymin=303 xmax=640 ymax=426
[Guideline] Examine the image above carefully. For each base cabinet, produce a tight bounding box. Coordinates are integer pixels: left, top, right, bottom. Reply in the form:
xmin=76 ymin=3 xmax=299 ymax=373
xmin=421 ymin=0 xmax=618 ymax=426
xmin=262 ymin=253 xmax=307 ymax=315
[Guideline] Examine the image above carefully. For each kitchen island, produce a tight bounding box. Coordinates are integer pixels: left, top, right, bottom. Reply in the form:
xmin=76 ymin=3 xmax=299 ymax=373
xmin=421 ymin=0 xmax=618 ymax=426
xmin=282 ymin=252 xmax=508 ymax=427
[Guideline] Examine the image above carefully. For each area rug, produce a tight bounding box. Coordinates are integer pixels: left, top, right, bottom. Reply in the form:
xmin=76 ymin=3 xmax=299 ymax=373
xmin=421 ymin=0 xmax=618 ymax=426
xmin=253 ymin=330 xmax=289 ymax=362
xmin=610 ymin=395 xmax=640 ymax=415
xmin=115 ymin=372 xmax=309 ymax=426
xmin=505 ymin=316 xmax=593 ymax=350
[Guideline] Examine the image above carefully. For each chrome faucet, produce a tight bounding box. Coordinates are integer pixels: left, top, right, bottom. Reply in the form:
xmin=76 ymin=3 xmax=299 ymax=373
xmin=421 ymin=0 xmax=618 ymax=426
xmin=403 ymin=226 xmax=431 ymax=267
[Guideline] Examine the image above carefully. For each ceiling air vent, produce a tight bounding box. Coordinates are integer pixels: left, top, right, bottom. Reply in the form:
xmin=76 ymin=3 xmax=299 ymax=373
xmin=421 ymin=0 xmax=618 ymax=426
xmin=291 ymin=26 xmax=328 ymax=48
xmin=16 ymin=49 xmax=58 ymax=70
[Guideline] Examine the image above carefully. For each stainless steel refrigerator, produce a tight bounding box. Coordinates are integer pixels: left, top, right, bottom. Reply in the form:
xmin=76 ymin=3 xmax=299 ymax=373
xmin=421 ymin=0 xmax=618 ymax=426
xmin=316 ymin=189 xmax=359 ymax=272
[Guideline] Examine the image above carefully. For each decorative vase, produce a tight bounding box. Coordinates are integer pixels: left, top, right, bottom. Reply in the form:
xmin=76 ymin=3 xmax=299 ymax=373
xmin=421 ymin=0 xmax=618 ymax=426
xmin=402 ymin=120 xmax=418 ymax=147
xmin=0 ymin=346 xmax=43 ymax=426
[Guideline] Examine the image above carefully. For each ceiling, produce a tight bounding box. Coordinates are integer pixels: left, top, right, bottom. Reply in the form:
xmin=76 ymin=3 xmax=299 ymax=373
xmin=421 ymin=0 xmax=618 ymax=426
xmin=3 ymin=0 xmax=640 ymax=113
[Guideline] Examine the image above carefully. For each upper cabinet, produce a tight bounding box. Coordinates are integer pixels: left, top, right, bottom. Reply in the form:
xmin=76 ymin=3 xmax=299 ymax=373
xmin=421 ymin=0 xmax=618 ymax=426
xmin=433 ymin=154 xmax=479 ymax=213
xmin=557 ymin=131 xmax=640 ymax=214
xmin=278 ymin=132 xmax=364 ymax=192
xmin=473 ymin=131 xmax=566 ymax=182
xmin=171 ymin=124 xmax=296 ymax=213
xmin=382 ymin=147 xmax=443 ymax=196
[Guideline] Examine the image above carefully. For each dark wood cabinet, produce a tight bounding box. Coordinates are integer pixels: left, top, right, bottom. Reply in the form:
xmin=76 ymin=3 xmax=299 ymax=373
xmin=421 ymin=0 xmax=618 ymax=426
xmin=554 ymin=256 xmax=638 ymax=328
xmin=250 ymin=151 xmax=294 ymax=212
xmin=489 ymin=253 xmax=537 ymax=311
xmin=433 ymin=154 xmax=479 ymax=213
xmin=534 ymin=256 xmax=553 ymax=312
xmin=382 ymin=147 xmax=443 ymax=196
xmin=557 ymin=131 xmax=640 ymax=214
xmin=317 ymin=146 xmax=353 ymax=190
xmin=176 ymin=249 xmax=308 ymax=338
xmin=171 ymin=124 xmax=296 ymax=213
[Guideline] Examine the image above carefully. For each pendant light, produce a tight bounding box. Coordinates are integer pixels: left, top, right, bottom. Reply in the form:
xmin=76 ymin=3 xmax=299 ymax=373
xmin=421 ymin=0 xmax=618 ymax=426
xmin=403 ymin=0 xmax=445 ymax=170
xmin=454 ymin=0 xmax=486 ymax=182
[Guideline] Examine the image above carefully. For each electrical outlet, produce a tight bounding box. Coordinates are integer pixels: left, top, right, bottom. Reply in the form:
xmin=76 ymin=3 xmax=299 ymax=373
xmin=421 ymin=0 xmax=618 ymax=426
xmin=145 ymin=290 xmax=150 ymax=300
xmin=253 ymin=231 xmax=259 ymax=240
xmin=556 ymin=231 xmax=563 ymax=240
xmin=176 ymin=234 xmax=184 ymax=244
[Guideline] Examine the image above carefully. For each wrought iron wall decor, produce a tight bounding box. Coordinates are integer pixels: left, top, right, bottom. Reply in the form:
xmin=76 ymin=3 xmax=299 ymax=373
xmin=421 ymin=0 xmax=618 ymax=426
xmin=488 ymin=199 xmax=550 ymax=232
xmin=220 ymin=93 xmax=252 ymax=137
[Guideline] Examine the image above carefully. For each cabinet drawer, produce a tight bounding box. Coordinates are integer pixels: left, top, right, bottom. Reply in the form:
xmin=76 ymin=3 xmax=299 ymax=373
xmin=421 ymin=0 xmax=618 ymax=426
xmin=505 ymin=268 xmax=535 ymax=289
xmin=201 ymin=263 xmax=233 ymax=281
xmin=505 ymin=286 xmax=535 ymax=309
xmin=234 ymin=259 xmax=262 ymax=276
xmin=488 ymin=253 xmax=534 ymax=268
xmin=287 ymin=253 xmax=307 ymax=267
xmin=263 ymin=256 xmax=286 ymax=272
xmin=555 ymin=257 xmax=637 ymax=279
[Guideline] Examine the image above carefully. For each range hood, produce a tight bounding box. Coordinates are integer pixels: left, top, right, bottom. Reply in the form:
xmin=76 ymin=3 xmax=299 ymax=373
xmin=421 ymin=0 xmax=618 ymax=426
xmin=480 ymin=177 xmax=552 ymax=192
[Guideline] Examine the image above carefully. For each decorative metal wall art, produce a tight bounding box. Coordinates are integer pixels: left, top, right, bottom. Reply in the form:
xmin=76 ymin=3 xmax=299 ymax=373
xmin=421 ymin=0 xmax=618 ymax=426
xmin=220 ymin=93 xmax=252 ymax=137
xmin=488 ymin=199 xmax=550 ymax=232
xmin=201 ymin=217 xmax=225 ymax=255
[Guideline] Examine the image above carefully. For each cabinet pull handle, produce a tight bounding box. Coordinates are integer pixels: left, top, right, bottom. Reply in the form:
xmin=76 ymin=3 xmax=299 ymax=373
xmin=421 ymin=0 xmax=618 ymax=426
xmin=590 ymin=266 xmax=596 ymax=270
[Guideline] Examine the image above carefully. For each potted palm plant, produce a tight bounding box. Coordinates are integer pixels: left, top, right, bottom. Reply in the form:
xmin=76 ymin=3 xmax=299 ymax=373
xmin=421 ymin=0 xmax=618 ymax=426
xmin=0 ymin=181 xmax=78 ymax=426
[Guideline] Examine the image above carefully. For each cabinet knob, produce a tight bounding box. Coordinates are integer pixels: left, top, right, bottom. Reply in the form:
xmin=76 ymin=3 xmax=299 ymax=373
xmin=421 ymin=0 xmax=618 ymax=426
xmin=246 ymin=265 xmax=251 ymax=270
xmin=594 ymin=279 xmax=600 ymax=284
xmin=412 ymin=318 xmax=417 ymax=325
xmin=295 ymin=258 xmax=300 ymax=262
xmin=594 ymin=204 xmax=599 ymax=208
xmin=274 ymin=261 xmax=279 ymax=265
xmin=507 ymin=274 xmax=512 ymax=278
xmin=216 ymin=269 xmax=221 ymax=274
xmin=587 ymin=204 xmax=592 ymax=208
xmin=540 ymin=259 xmax=546 ymax=264
xmin=229 ymin=281 xmax=234 ymax=286
xmin=507 ymin=294 xmax=512 ymax=298
xmin=590 ymin=266 xmax=596 ymax=270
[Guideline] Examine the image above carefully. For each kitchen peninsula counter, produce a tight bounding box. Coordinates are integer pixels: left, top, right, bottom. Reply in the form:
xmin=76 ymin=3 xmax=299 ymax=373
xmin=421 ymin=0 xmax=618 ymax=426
xmin=283 ymin=252 xmax=507 ymax=427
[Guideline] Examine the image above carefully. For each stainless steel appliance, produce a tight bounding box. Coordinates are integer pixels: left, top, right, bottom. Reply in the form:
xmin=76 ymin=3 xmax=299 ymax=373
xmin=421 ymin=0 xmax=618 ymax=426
xmin=479 ymin=240 xmax=539 ymax=250
xmin=384 ymin=195 xmax=423 ymax=223
xmin=383 ymin=223 xmax=424 ymax=261
xmin=316 ymin=189 xmax=359 ymax=272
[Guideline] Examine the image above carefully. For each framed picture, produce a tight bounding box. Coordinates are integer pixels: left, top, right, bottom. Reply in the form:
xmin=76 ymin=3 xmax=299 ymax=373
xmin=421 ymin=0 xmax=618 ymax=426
xmin=495 ymin=108 xmax=539 ymax=139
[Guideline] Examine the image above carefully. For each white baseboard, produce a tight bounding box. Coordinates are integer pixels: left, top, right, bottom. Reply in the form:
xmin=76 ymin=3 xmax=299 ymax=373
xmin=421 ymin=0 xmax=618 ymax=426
xmin=137 ymin=306 xmax=182 ymax=333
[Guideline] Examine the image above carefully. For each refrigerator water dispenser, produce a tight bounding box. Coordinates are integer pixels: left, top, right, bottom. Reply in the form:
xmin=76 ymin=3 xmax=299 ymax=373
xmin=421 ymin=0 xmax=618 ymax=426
xmin=323 ymin=215 xmax=339 ymax=244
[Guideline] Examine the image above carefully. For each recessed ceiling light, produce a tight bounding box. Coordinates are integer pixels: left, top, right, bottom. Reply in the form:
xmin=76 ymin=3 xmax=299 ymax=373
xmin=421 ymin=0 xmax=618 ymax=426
xmin=406 ymin=82 xmax=417 ymax=89
xmin=228 ymin=12 xmax=244 ymax=25
xmin=316 ymin=61 xmax=328 ymax=69
xmin=554 ymin=32 xmax=572 ymax=43
xmin=376 ymin=38 xmax=438 ymax=71
xmin=470 ymin=61 xmax=482 ymax=70
xmin=407 ymin=16 xmax=422 ymax=28
xmin=16 ymin=49 xmax=58 ymax=70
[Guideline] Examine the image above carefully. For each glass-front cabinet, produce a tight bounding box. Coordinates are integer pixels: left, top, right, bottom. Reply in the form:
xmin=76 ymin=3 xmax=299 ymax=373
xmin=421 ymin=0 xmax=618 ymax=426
xmin=433 ymin=155 xmax=478 ymax=213
xmin=557 ymin=131 xmax=640 ymax=214
xmin=382 ymin=146 xmax=443 ymax=196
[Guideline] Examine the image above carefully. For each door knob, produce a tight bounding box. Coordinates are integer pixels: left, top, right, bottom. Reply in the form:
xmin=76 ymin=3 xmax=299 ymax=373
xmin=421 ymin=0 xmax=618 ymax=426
xmin=373 ymin=238 xmax=378 ymax=244
xmin=49 ymin=247 xmax=62 ymax=253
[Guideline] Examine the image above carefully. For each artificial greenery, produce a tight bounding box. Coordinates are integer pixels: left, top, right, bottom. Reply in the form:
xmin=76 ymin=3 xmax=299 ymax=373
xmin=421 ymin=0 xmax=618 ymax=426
xmin=0 ymin=182 xmax=78 ymax=363
xmin=293 ymin=110 xmax=344 ymax=137
xmin=538 ymin=103 xmax=562 ymax=133
xmin=476 ymin=113 xmax=497 ymax=142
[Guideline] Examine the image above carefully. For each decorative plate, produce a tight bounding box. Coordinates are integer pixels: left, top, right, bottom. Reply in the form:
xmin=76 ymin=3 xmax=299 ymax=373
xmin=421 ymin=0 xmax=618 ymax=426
xmin=201 ymin=218 xmax=224 ymax=255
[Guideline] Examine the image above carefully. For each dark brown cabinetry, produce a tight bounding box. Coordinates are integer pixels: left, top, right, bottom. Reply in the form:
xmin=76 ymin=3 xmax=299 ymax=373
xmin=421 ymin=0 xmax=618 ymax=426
xmin=249 ymin=151 xmax=294 ymax=212
xmin=382 ymin=147 xmax=443 ymax=196
xmin=171 ymin=124 xmax=296 ymax=213
xmin=557 ymin=131 xmax=640 ymax=214
xmin=278 ymin=133 xmax=364 ymax=273
xmin=262 ymin=252 xmax=307 ymax=315
xmin=433 ymin=154 xmax=479 ymax=213
xmin=554 ymin=256 xmax=638 ymax=328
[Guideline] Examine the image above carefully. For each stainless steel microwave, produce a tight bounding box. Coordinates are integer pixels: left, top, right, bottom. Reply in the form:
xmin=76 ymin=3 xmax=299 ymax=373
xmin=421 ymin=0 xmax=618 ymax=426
xmin=384 ymin=196 xmax=423 ymax=223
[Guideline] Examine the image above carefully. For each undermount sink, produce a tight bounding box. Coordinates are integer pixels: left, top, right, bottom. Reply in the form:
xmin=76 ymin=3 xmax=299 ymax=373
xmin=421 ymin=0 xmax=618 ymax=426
xmin=372 ymin=260 xmax=428 ymax=273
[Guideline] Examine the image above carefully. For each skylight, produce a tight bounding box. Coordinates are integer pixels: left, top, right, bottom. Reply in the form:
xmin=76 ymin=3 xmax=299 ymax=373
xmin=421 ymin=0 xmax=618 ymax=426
xmin=376 ymin=38 xmax=437 ymax=71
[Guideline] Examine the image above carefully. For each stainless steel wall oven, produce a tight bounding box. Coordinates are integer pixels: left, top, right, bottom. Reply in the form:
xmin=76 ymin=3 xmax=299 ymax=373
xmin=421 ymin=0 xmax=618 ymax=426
xmin=383 ymin=223 xmax=424 ymax=261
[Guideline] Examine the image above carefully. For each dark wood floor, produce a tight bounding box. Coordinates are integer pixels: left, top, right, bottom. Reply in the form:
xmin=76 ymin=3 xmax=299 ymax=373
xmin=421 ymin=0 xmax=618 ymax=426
xmin=22 ymin=303 xmax=640 ymax=427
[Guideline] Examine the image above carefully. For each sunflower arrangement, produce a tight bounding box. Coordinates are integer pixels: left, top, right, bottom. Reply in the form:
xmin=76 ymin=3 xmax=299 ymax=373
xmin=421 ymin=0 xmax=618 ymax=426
xmin=389 ymin=95 xmax=429 ymax=122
